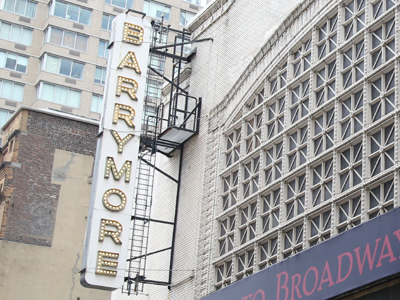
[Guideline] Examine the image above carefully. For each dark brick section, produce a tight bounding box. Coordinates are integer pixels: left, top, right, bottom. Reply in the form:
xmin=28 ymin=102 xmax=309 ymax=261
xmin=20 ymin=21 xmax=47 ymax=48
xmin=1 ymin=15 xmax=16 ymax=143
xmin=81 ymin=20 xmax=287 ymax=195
xmin=72 ymin=23 xmax=84 ymax=30
xmin=14 ymin=44 xmax=26 ymax=51
xmin=5 ymin=100 xmax=17 ymax=107
xmin=18 ymin=16 xmax=30 ymax=23
xmin=0 ymin=110 xmax=98 ymax=247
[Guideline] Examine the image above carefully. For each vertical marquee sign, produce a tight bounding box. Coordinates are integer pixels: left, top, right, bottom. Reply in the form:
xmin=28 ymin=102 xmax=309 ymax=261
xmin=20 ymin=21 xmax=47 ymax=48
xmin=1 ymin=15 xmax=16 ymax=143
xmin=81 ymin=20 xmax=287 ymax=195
xmin=80 ymin=14 xmax=150 ymax=290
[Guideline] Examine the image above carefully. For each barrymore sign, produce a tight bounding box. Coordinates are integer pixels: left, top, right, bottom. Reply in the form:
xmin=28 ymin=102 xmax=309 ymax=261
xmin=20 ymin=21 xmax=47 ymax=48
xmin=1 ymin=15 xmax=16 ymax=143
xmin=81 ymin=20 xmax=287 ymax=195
xmin=80 ymin=14 xmax=150 ymax=290
xmin=203 ymin=208 xmax=400 ymax=300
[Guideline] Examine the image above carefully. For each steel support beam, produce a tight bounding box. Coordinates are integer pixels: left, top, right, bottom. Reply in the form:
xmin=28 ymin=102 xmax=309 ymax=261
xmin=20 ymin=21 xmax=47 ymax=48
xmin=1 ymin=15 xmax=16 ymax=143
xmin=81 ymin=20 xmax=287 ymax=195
xmin=149 ymin=49 xmax=189 ymax=62
xmin=131 ymin=215 xmax=175 ymax=225
xmin=151 ymin=38 xmax=213 ymax=50
xmin=141 ymin=157 xmax=178 ymax=183
xmin=127 ymin=247 xmax=172 ymax=261
xmin=148 ymin=66 xmax=188 ymax=95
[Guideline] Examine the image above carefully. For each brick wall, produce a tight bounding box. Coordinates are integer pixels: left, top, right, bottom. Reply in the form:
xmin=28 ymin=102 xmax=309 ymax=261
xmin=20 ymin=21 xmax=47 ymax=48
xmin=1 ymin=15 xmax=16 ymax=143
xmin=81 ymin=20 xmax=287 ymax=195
xmin=0 ymin=109 xmax=98 ymax=246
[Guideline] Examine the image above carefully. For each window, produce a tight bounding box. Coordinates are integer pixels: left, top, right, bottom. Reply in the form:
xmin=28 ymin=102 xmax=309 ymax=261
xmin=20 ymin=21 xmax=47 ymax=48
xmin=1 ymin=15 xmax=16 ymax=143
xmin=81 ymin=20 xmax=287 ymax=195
xmin=292 ymin=38 xmax=311 ymax=78
xmin=340 ymin=90 xmax=363 ymax=140
xmin=269 ymin=62 xmax=287 ymax=96
xmin=317 ymin=14 xmax=338 ymax=60
xmin=315 ymin=60 xmax=336 ymax=107
xmin=261 ymin=189 xmax=280 ymax=233
xmin=225 ymin=128 xmax=241 ymax=167
xmin=236 ymin=249 xmax=254 ymax=280
xmin=37 ymin=82 xmax=80 ymax=108
xmin=245 ymin=113 xmax=262 ymax=153
xmin=179 ymin=10 xmax=195 ymax=27
xmin=149 ymin=55 xmax=164 ymax=71
xmin=282 ymin=223 xmax=303 ymax=258
xmin=342 ymin=40 xmax=364 ymax=89
xmin=309 ymin=210 xmax=331 ymax=247
xmin=221 ymin=170 xmax=238 ymax=211
xmin=102 ymin=14 xmax=115 ymax=31
xmin=0 ymin=79 xmax=23 ymax=101
xmin=370 ymin=69 xmax=395 ymax=122
xmin=239 ymin=203 xmax=256 ymax=245
xmin=175 ymin=36 xmax=191 ymax=55
xmin=247 ymin=90 xmax=264 ymax=111
xmin=264 ymin=141 xmax=283 ymax=185
xmin=287 ymin=124 xmax=307 ymax=171
xmin=215 ymin=260 xmax=232 ymax=289
xmin=218 ymin=215 xmax=235 ymax=256
xmin=290 ymin=78 xmax=309 ymax=124
xmin=259 ymin=237 xmax=278 ymax=269
xmin=91 ymin=95 xmax=103 ymax=113
xmin=337 ymin=195 xmax=361 ymax=233
xmin=343 ymin=0 xmax=365 ymax=40
xmin=46 ymin=27 xmax=88 ymax=52
xmin=51 ymin=1 xmax=91 ymax=25
xmin=98 ymin=40 xmax=109 ymax=58
xmin=43 ymin=54 xmax=84 ymax=80
xmin=182 ymin=0 xmax=201 ymax=5
xmin=105 ymin=0 xmax=133 ymax=9
xmin=338 ymin=142 xmax=362 ymax=192
xmin=0 ymin=109 xmax=13 ymax=127
xmin=3 ymin=0 xmax=36 ymax=18
xmin=95 ymin=67 xmax=106 ymax=85
xmin=311 ymin=158 xmax=333 ymax=206
xmin=266 ymin=97 xmax=284 ymax=141
xmin=0 ymin=50 xmax=28 ymax=73
xmin=285 ymin=174 xmax=306 ymax=220
xmin=0 ymin=22 xmax=32 ymax=46
xmin=371 ymin=17 xmax=395 ymax=69
xmin=313 ymin=108 xmax=334 ymax=156
xmin=145 ymin=79 xmax=162 ymax=99
xmin=368 ymin=178 xmax=394 ymax=219
xmin=143 ymin=0 xmax=170 ymax=21
xmin=369 ymin=123 xmax=394 ymax=177
xmin=242 ymin=156 xmax=260 ymax=198
xmin=372 ymin=0 xmax=395 ymax=20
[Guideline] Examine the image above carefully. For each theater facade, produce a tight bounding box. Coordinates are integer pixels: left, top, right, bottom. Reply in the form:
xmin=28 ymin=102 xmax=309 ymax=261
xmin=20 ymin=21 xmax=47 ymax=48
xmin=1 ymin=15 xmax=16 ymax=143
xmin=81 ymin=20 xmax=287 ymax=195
xmin=174 ymin=0 xmax=400 ymax=299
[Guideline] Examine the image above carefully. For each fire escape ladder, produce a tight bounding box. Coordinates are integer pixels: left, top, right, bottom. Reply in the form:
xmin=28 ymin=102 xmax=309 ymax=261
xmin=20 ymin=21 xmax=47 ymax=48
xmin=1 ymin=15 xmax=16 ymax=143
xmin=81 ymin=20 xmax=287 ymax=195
xmin=125 ymin=149 xmax=156 ymax=294
xmin=123 ymin=19 xmax=168 ymax=294
xmin=122 ymin=19 xmax=209 ymax=295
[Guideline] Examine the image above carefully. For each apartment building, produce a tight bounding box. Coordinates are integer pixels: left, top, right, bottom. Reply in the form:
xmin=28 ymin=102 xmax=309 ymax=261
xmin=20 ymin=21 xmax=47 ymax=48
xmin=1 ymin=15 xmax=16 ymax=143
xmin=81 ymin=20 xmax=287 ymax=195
xmin=0 ymin=0 xmax=202 ymax=133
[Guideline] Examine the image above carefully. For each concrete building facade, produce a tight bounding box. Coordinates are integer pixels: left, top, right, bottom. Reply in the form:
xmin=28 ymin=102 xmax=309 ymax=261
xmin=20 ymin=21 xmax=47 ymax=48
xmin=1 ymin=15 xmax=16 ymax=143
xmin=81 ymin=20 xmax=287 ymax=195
xmin=0 ymin=0 xmax=203 ymax=132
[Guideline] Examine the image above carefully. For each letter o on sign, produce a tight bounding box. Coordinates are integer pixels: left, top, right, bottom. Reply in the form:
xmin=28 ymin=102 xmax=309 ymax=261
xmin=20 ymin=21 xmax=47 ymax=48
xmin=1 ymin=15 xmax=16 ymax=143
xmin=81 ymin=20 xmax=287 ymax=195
xmin=102 ymin=188 xmax=127 ymax=211
xmin=253 ymin=289 xmax=265 ymax=300
xmin=303 ymin=267 xmax=319 ymax=296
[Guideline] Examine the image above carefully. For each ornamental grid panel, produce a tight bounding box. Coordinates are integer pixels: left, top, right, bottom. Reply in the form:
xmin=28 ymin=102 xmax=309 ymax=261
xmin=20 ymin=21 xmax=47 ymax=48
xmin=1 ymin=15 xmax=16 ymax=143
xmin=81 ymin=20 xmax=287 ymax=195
xmin=214 ymin=0 xmax=400 ymax=290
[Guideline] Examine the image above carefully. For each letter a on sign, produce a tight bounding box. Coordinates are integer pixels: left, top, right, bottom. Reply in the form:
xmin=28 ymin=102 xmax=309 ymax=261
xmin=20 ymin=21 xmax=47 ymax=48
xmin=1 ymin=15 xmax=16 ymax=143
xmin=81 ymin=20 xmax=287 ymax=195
xmin=118 ymin=51 xmax=141 ymax=74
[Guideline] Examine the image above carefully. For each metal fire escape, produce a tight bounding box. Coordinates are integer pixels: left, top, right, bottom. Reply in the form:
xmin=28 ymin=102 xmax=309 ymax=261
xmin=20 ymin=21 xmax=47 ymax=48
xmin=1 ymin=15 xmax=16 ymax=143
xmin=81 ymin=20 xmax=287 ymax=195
xmin=121 ymin=12 xmax=210 ymax=295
